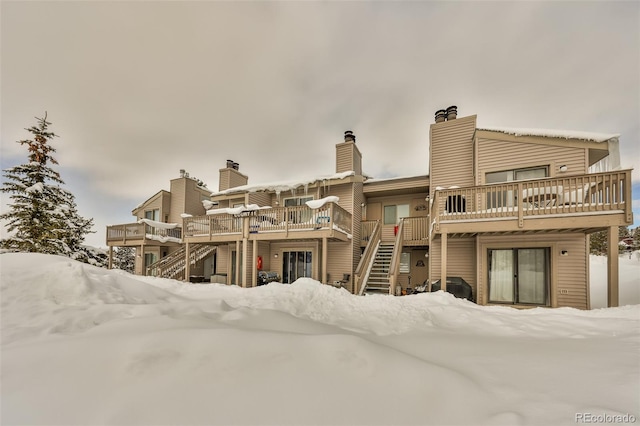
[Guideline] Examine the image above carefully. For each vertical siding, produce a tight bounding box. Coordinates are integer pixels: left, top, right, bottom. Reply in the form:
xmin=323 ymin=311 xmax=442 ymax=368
xmin=477 ymin=138 xmax=587 ymax=180
xmin=477 ymin=233 xmax=588 ymax=309
xmin=430 ymin=115 xmax=476 ymax=190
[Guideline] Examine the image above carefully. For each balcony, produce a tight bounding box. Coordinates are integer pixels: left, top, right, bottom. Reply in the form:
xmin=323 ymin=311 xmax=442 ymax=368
xmin=183 ymin=202 xmax=352 ymax=243
xmin=106 ymin=222 xmax=182 ymax=245
xmin=432 ymin=170 xmax=633 ymax=236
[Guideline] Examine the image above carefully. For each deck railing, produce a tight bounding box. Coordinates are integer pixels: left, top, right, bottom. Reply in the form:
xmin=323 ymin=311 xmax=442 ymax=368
xmin=183 ymin=202 xmax=352 ymax=238
xmin=402 ymin=216 xmax=429 ymax=243
xmin=355 ymin=220 xmax=381 ymax=295
xmin=433 ymin=170 xmax=632 ymax=228
xmin=107 ymin=223 xmax=182 ymax=242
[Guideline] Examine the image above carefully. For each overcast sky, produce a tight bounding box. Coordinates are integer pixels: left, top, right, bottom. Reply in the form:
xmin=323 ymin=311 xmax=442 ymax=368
xmin=2 ymin=1 xmax=639 ymax=247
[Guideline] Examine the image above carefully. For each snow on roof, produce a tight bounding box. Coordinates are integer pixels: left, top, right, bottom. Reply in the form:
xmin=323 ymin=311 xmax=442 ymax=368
xmin=211 ymin=171 xmax=356 ymax=196
xmin=365 ymin=174 xmax=428 ymax=184
xmin=206 ymin=204 xmax=272 ymax=215
xmin=477 ymin=126 xmax=619 ymax=143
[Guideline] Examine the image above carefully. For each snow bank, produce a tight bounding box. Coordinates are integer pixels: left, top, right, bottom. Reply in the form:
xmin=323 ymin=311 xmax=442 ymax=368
xmin=1 ymin=253 xmax=638 ymax=426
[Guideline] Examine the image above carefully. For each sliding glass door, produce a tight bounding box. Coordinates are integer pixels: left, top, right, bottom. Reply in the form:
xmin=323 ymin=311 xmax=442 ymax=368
xmin=282 ymin=251 xmax=312 ymax=284
xmin=489 ymin=248 xmax=549 ymax=305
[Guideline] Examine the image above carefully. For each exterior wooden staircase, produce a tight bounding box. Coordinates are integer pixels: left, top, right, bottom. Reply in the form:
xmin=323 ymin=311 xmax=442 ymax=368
xmin=360 ymin=243 xmax=394 ymax=294
xmin=146 ymin=244 xmax=216 ymax=281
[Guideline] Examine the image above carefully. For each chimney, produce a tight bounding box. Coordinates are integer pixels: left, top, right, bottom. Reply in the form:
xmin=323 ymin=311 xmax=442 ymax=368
xmin=219 ymin=159 xmax=248 ymax=191
xmin=435 ymin=109 xmax=447 ymax=123
xmin=336 ymin=130 xmax=362 ymax=175
xmin=446 ymin=105 xmax=457 ymax=120
xmin=344 ymin=130 xmax=356 ymax=143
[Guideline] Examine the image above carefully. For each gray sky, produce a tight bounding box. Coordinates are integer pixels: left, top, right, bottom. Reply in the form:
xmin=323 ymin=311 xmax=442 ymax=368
xmin=2 ymin=1 xmax=639 ymax=247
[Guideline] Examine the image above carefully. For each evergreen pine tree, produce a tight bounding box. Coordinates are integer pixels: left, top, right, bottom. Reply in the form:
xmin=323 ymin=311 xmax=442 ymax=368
xmin=113 ymin=246 xmax=136 ymax=273
xmin=1 ymin=113 xmax=95 ymax=259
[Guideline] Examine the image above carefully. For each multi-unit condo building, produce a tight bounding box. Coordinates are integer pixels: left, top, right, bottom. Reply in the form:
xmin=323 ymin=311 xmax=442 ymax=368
xmin=106 ymin=107 xmax=633 ymax=309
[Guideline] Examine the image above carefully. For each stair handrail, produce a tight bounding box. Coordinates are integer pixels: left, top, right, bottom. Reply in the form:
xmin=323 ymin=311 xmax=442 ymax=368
xmin=387 ymin=219 xmax=405 ymax=295
xmin=146 ymin=244 xmax=216 ymax=280
xmin=358 ymin=241 xmax=380 ymax=296
xmin=354 ymin=220 xmax=381 ymax=294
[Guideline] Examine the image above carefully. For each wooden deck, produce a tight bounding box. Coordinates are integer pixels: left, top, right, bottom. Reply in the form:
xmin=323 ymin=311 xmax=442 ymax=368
xmin=432 ymin=170 xmax=633 ymax=236
xmin=106 ymin=223 xmax=182 ymax=246
xmin=182 ymin=202 xmax=353 ymax=243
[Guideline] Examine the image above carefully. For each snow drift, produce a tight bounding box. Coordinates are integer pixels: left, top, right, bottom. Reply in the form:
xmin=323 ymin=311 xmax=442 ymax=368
xmin=1 ymin=253 xmax=638 ymax=425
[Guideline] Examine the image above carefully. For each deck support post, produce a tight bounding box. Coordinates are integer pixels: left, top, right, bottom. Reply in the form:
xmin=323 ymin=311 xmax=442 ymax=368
xmin=441 ymin=231 xmax=448 ymax=292
xmin=607 ymin=225 xmax=619 ymax=307
xmin=252 ymin=240 xmax=258 ymax=288
xmin=235 ymin=240 xmax=241 ymax=286
xmin=322 ymin=237 xmax=328 ymax=284
xmin=108 ymin=246 xmax=113 ymax=269
xmin=242 ymin=238 xmax=249 ymax=288
xmin=185 ymin=242 xmax=191 ymax=282
xmin=140 ymin=245 xmax=146 ymax=276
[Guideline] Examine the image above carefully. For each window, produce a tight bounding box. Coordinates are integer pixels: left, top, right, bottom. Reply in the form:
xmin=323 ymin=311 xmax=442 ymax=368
xmin=144 ymin=253 xmax=158 ymax=269
xmin=145 ymin=209 xmax=160 ymax=221
xmin=485 ymin=166 xmax=548 ymax=209
xmin=284 ymin=196 xmax=313 ymax=224
xmin=383 ymin=204 xmax=409 ymax=225
xmin=488 ymin=248 xmax=549 ymax=305
xmin=400 ymin=252 xmax=411 ymax=273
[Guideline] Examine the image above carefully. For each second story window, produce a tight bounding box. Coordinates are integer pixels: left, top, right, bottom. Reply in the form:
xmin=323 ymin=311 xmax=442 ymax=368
xmin=384 ymin=204 xmax=409 ymax=225
xmin=485 ymin=166 xmax=548 ymax=209
xmin=145 ymin=209 xmax=160 ymax=222
xmin=486 ymin=166 xmax=548 ymax=184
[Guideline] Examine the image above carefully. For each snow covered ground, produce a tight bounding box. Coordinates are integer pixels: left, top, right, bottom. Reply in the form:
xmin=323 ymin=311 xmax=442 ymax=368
xmin=1 ymin=253 xmax=638 ymax=425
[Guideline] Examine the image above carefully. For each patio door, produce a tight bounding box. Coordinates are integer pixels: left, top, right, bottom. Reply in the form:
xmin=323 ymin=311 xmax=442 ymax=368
xmin=282 ymin=251 xmax=312 ymax=284
xmin=488 ymin=248 xmax=549 ymax=305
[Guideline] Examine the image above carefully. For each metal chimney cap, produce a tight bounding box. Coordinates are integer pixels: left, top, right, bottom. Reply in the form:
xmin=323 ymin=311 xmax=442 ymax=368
xmin=344 ymin=130 xmax=356 ymax=142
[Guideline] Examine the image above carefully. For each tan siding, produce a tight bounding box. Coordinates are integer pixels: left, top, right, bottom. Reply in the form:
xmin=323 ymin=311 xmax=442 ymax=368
xmin=430 ymin=115 xmax=476 ymax=190
xmin=363 ymin=176 xmax=429 ymax=195
xmin=216 ymin=245 xmax=228 ymax=274
xmin=366 ymin=193 xmax=429 ymax=242
xmin=477 ymin=138 xmax=588 ymax=181
xmin=398 ymin=248 xmax=429 ymax=292
xmin=248 ymin=192 xmax=272 ymax=207
xmin=478 ymin=233 xmax=588 ymax=309
xmin=336 ymin=141 xmax=362 ymax=175
xmin=270 ymin=241 xmax=320 ymax=282
xmin=169 ymin=179 xmax=186 ymax=224
xmin=428 ymin=238 xmax=476 ymax=295
xmin=327 ymin=241 xmax=353 ymax=290
xmin=350 ymin=182 xmax=363 ymax=292
xmin=219 ymin=169 xmax=248 ymax=191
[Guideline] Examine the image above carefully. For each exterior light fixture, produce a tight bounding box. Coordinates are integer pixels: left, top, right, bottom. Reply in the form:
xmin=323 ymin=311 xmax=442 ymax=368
xmin=561 ymin=250 xmax=569 ymax=256
xmin=559 ymin=165 xmax=568 ymax=172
